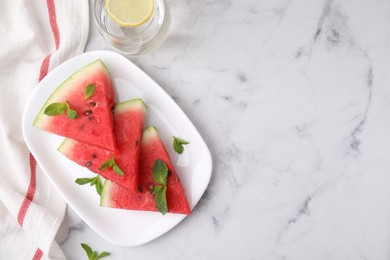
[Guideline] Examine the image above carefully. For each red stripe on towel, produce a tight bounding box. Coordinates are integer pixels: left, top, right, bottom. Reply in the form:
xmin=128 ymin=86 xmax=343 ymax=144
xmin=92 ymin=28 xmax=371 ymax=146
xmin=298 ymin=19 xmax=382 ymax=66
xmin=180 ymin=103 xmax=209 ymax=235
xmin=37 ymin=0 xmax=60 ymax=81
xmin=38 ymin=54 xmax=52 ymax=82
xmin=19 ymin=0 xmax=62 ymax=226
xmin=18 ymin=1 xmax=61 ymax=259
xmin=32 ymin=248 xmax=43 ymax=260
xmin=47 ymin=0 xmax=60 ymax=50
xmin=17 ymin=154 xmax=37 ymax=226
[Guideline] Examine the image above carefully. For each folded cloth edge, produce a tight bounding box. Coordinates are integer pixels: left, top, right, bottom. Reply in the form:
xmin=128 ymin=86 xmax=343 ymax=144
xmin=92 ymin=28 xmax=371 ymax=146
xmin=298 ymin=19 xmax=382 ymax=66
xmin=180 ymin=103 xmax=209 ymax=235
xmin=0 ymin=0 xmax=90 ymax=259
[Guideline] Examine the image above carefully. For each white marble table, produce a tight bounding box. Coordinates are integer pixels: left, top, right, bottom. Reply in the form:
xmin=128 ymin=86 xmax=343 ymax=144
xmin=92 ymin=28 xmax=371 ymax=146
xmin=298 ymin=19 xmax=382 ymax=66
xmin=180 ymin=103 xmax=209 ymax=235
xmin=57 ymin=0 xmax=390 ymax=259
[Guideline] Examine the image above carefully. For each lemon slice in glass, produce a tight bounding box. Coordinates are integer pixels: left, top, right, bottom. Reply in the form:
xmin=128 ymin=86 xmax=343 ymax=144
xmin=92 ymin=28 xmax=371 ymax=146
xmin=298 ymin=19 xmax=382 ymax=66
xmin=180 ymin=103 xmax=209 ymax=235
xmin=105 ymin=0 xmax=155 ymax=27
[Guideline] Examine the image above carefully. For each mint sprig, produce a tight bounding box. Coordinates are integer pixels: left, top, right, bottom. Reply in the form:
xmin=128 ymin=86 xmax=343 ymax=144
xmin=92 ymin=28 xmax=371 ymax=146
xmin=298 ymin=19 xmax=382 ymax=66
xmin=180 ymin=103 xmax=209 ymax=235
xmin=152 ymin=159 xmax=169 ymax=215
xmin=99 ymin=157 xmax=124 ymax=176
xmin=172 ymin=136 xmax=189 ymax=154
xmin=75 ymin=175 xmax=103 ymax=196
xmin=84 ymin=84 xmax=96 ymax=99
xmin=44 ymin=101 xmax=78 ymax=119
xmin=81 ymin=243 xmax=110 ymax=260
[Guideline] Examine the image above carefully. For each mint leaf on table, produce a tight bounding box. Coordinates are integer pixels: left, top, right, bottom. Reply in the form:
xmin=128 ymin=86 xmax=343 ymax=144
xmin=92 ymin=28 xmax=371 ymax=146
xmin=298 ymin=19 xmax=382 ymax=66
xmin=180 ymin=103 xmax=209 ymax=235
xmin=81 ymin=243 xmax=110 ymax=260
xmin=172 ymin=136 xmax=189 ymax=154
xmin=99 ymin=157 xmax=124 ymax=176
xmin=84 ymin=84 xmax=95 ymax=99
xmin=44 ymin=101 xmax=78 ymax=119
xmin=75 ymin=175 xmax=103 ymax=196
xmin=152 ymin=159 xmax=168 ymax=185
xmin=97 ymin=252 xmax=111 ymax=258
xmin=81 ymin=243 xmax=93 ymax=259
xmin=152 ymin=159 xmax=169 ymax=215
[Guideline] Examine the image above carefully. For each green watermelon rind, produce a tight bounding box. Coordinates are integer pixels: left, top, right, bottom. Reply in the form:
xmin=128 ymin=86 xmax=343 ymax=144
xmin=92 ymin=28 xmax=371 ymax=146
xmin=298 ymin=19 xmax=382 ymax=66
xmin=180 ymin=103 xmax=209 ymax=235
xmin=100 ymin=180 xmax=113 ymax=207
xmin=33 ymin=59 xmax=111 ymax=128
xmin=57 ymin=138 xmax=76 ymax=154
xmin=141 ymin=125 xmax=158 ymax=144
xmin=113 ymin=98 xmax=147 ymax=115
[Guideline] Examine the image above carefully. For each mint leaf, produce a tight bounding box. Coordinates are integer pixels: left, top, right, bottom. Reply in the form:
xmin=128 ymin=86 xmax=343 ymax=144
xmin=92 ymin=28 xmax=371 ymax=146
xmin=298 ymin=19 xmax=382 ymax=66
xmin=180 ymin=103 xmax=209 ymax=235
xmin=65 ymin=102 xmax=78 ymax=119
xmin=97 ymin=251 xmax=110 ymax=259
xmin=44 ymin=102 xmax=66 ymax=116
xmin=75 ymin=176 xmax=103 ymax=196
xmin=81 ymin=243 xmax=110 ymax=260
xmin=81 ymin=243 xmax=93 ymax=259
xmin=173 ymin=136 xmax=189 ymax=154
xmin=84 ymin=84 xmax=96 ymax=99
xmin=95 ymin=178 xmax=103 ymax=196
xmin=98 ymin=158 xmax=114 ymax=171
xmin=75 ymin=178 xmax=93 ymax=185
xmin=152 ymin=159 xmax=168 ymax=185
xmin=153 ymin=185 xmax=168 ymax=215
xmin=173 ymin=141 xmax=183 ymax=154
xmin=99 ymin=157 xmax=124 ymax=176
xmin=89 ymin=176 xmax=98 ymax=186
xmin=112 ymin=163 xmax=124 ymax=176
xmin=66 ymin=109 xmax=78 ymax=119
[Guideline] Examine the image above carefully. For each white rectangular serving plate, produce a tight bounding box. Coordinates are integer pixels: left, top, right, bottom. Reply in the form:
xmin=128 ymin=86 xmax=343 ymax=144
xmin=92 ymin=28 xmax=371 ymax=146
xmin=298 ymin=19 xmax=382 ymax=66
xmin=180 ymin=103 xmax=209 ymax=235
xmin=22 ymin=50 xmax=212 ymax=246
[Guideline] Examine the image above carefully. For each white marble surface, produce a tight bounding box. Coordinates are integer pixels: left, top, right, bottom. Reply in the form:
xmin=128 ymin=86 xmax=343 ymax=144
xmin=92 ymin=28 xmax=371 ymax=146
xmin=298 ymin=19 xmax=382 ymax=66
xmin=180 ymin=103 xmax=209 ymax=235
xmin=57 ymin=0 xmax=390 ymax=259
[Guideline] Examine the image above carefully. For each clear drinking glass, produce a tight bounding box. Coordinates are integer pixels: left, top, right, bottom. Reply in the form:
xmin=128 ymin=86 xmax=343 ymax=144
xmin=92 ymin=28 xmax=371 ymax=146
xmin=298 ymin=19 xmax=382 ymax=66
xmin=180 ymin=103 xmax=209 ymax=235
xmin=94 ymin=0 xmax=171 ymax=55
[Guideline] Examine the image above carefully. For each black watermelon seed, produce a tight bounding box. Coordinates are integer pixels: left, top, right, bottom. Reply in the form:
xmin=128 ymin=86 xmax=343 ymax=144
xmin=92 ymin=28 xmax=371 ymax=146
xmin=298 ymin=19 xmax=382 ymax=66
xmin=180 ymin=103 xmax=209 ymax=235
xmin=89 ymin=101 xmax=96 ymax=107
xmin=168 ymin=170 xmax=172 ymax=176
xmin=84 ymin=110 xmax=92 ymax=116
xmin=92 ymin=153 xmax=97 ymax=158
xmin=137 ymin=185 xmax=143 ymax=192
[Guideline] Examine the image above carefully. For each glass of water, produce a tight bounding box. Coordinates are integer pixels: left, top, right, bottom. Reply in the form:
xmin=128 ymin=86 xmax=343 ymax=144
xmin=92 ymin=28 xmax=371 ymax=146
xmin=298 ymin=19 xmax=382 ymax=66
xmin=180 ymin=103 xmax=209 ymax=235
xmin=94 ymin=0 xmax=171 ymax=55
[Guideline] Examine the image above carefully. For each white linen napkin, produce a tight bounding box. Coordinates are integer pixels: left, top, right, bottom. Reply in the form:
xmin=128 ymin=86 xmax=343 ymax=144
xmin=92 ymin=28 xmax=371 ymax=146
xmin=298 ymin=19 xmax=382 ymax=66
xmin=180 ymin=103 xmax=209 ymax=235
xmin=0 ymin=0 xmax=89 ymax=259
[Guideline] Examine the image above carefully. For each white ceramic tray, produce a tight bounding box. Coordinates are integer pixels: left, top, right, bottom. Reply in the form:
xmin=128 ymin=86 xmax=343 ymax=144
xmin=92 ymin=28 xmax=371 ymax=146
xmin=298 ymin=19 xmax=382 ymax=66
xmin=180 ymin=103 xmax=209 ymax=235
xmin=22 ymin=50 xmax=212 ymax=246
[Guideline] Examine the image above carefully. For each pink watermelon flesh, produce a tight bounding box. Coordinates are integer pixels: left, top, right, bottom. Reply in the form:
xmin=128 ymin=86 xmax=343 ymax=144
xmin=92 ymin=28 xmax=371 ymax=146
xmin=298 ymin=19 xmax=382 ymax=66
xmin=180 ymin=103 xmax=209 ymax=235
xmin=100 ymin=126 xmax=191 ymax=215
xmin=34 ymin=59 xmax=117 ymax=152
xmin=58 ymin=99 xmax=147 ymax=192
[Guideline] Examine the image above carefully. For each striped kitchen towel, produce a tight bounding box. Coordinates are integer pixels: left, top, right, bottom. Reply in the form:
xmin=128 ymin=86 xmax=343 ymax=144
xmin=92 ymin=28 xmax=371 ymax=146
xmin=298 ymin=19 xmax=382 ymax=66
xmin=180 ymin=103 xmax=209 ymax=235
xmin=0 ymin=0 xmax=89 ymax=259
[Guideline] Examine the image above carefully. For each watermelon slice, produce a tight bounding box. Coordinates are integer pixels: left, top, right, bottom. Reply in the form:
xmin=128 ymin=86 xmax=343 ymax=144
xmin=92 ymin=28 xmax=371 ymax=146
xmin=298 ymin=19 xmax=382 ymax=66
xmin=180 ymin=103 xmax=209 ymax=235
xmin=34 ymin=59 xmax=117 ymax=152
xmin=58 ymin=98 xmax=147 ymax=192
xmin=100 ymin=126 xmax=191 ymax=215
